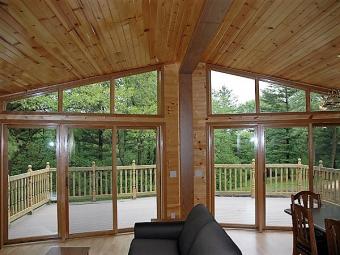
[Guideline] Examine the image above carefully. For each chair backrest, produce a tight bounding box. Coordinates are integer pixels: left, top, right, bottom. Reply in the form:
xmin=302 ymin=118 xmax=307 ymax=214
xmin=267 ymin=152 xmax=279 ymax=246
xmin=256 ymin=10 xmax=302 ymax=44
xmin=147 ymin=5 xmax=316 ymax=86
xmin=291 ymin=191 xmax=321 ymax=209
xmin=325 ymin=219 xmax=340 ymax=255
xmin=291 ymin=204 xmax=318 ymax=255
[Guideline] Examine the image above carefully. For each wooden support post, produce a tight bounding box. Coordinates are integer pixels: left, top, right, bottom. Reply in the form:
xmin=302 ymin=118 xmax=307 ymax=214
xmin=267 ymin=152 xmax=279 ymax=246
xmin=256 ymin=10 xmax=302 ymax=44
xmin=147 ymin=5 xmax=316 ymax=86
xmin=251 ymin=159 xmax=256 ymax=198
xmin=297 ymin=158 xmax=302 ymax=191
xmin=132 ymin=160 xmax=137 ymax=199
xmin=92 ymin=161 xmax=96 ymax=202
xmin=27 ymin=165 xmax=33 ymax=215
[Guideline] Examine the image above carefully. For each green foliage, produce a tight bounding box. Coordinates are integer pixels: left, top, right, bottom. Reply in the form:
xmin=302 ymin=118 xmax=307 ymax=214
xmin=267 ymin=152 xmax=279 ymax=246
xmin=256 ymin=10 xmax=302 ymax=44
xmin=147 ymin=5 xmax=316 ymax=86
xmin=7 ymin=93 xmax=58 ymax=112
xmin=8 ymin=128 xmax=56 ymax=175
xmin=260 ymin=83 xmax=305 ymax=112
xmin=115 ymin=71 xmax=158 ymax=114
xmin=63 ymin=82 xmax=110 ymax=113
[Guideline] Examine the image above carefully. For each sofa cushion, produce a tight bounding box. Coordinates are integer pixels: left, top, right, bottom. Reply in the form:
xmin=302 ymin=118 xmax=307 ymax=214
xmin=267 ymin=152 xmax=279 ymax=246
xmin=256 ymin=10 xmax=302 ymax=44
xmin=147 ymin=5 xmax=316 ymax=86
xmin=188 ymin=221 xmax=242 ymax=255
xmin=178 ymin=204 xmax=214 ymax=255
xmin=128 ymin=238 xmax=179 ymax=255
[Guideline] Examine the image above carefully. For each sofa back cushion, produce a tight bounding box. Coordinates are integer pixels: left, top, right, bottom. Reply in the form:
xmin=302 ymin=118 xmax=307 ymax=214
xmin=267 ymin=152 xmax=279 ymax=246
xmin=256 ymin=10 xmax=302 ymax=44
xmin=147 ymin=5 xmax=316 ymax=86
xmin=178 ymin=204 xmax=214 ymax=255
xmin=188 ymin=221 xmax=242 ymax=255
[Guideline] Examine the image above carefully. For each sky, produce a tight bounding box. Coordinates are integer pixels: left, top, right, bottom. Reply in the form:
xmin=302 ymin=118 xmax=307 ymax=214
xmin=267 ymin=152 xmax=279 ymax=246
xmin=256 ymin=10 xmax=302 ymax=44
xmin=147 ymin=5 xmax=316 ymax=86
xmin=211 ymin=70 xmax=256 ymax=104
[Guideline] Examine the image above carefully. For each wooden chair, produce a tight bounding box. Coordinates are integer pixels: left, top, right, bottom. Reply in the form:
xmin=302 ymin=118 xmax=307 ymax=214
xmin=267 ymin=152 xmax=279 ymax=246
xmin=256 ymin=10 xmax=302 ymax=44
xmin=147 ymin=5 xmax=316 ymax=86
xmin=325 ymin=219 xmax=340 ymax=255
xmin=291 ymin=191 xmax=321 ymax=209
xmin=291 ymin=204 xmax=318 ymax=255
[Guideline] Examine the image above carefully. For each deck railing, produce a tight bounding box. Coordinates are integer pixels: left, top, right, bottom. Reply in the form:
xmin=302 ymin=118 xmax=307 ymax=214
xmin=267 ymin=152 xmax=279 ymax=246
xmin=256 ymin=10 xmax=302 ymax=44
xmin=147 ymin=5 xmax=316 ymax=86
xmin=8 ymin=159 xmax=340 ymax=222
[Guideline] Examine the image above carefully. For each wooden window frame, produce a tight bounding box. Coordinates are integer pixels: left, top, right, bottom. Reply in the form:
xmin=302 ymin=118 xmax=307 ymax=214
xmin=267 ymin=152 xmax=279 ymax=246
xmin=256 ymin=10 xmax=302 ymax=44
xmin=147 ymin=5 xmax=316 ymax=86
xmin=0 ymin=121 xmax=165 ymax=245
xmin=206 ymin=64 xmax=340 ymax=117
xmin=1 ymin=65 xmax=164 ymax=118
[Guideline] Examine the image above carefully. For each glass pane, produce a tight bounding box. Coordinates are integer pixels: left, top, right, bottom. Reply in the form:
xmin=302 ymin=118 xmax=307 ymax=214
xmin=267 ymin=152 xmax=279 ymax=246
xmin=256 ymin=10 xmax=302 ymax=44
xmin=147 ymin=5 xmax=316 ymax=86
xmin=8 ymin=128 xmax=57 ymax=239
xmin=260 ymin=81 xmax=306 ymax=112
xmin=265 ymin=127 xmax=308 ymax=227
xmin=116 ymin=129 xmax=157 ymax=229
xmin=313 ymin=126 xmax=340 ymax=206
xmin=6 ymin=93 xmax=58 ymax=112
xmin=63 ymin=82 xmax=110 ymax=113
xmin=68 ymin=128 xmax=113 ymax=234
xmin=214 ymin=128 xmax=256 ymax=225
xmin=211 ymin=71 xmax=256 ymax=114
xmin=311 ymin=92 xmax=339 ymax=112
xmin=115 ymin=71 xmax=158 ymax=114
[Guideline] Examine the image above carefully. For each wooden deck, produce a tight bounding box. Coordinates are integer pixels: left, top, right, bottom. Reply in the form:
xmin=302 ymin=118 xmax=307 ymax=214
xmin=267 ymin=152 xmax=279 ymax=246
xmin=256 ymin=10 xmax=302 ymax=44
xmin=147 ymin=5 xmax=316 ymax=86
xmin=8 ymin=196 xmax=291 ymax=240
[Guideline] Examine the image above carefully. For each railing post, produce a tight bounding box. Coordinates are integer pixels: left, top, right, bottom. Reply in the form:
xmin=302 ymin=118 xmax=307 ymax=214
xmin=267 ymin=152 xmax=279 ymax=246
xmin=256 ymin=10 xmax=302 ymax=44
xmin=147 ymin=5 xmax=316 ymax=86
xmin=27 ymin=165 xmax=33 ymax=215
xmin=92 ymin=161 xmax=96 ymax=202
xmin=132 ymin=160 xmax=137 ymax=199
xmin=46 ymin=162 xmax=51 ymax=203
xmin=251 ymin=159 xmax=255 ymax=198
xmin=8 ymin=175 xmax=11 ymax=222
xmin=297 ymin=158 xmax=302 ymax=191
xmin=319 ymin=160 xmax=324 ymax=196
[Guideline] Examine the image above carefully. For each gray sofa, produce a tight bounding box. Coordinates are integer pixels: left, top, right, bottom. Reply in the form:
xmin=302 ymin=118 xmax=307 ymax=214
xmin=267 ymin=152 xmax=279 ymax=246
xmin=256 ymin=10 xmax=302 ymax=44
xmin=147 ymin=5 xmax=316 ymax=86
xmin=128 ymin=204 xmax=242 ymax=255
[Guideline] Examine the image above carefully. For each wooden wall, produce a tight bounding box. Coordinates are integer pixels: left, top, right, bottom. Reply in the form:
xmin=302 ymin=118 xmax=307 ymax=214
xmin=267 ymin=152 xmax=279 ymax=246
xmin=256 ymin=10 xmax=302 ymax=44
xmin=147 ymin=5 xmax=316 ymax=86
xmin=163 ymin=63 xmax=181 ymax=219
xmin=192 ymin=63 xmax=209 ymax=208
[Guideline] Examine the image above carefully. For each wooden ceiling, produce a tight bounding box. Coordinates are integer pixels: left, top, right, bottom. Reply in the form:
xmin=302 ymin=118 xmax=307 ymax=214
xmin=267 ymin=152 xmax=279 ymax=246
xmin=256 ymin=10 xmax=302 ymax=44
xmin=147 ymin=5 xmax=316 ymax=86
xmin=0 ymin=0 xmax=204 ymax=96
xmin=0 ymin=0 xmax=339 ymax=97
xmin=203 ymin=0 xmax=340 ymax=89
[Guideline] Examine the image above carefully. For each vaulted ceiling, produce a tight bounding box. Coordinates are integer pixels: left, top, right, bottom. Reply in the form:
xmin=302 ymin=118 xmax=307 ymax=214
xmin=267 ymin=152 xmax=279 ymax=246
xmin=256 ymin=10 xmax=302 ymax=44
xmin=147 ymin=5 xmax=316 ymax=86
xmin=0 ymin=0 xmax=339 ymax=96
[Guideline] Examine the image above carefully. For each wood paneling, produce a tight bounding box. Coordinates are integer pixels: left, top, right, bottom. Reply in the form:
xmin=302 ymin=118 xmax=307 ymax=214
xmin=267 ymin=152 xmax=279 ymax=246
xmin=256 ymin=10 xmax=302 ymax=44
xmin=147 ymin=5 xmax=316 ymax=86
xmin=0 ymin=0 xmax=204 ymax=96
xmin=203 ymin=0 xmax=340 ymax=88
xmin=163 ymin=64 xmax=180 ymax=219
xmin=192 ymin=63 xmax=209 ymax=207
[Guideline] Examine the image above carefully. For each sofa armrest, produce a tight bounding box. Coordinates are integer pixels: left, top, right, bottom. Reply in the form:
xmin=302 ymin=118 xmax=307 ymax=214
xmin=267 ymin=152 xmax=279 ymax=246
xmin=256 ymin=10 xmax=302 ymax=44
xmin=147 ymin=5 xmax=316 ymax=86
xmin=134 ymin=221 xmax=185 ymax=240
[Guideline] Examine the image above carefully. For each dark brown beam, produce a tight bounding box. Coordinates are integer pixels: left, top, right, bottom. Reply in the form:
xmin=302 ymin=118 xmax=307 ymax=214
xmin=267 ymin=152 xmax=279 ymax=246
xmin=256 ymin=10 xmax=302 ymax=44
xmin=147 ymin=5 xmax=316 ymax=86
xmin=179 ymin=0 xmax=233 ymax=217
xmin=180 ymin=0 xmax=233 ymax=74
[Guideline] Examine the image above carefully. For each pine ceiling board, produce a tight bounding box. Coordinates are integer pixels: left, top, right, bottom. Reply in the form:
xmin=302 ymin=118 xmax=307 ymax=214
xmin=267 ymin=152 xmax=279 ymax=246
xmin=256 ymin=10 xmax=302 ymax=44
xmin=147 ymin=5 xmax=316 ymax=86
xmin=259 ymin=4 xmax=340 ymax=73
xmin=217 ymin=0 xmax=300 ymax=66
xmin=203 ymin=0 xmax=340 ymax=88
xmin=278 ymin=37 xmax=340 ymax=80
xmin=209 ymin=0 xmax=270 ymax=64
xmin=237 ymin=0 xmax=335 ymax=70
xmin=229 ymin=0 xmax=309 ymax=68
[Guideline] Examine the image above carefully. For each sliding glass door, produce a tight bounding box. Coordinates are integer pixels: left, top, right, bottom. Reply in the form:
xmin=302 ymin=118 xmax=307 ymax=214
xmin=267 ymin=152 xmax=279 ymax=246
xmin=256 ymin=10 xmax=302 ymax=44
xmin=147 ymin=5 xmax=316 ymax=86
xmin=116 ymin=128 xmax=159 ymax=229
xmin=6 ymin=127 xmax=58 ymax=240
xmin=67 ymin=128 xmax=114 ymax=234
xmin=264 ymin=127 xmax=308 ymax=227
xmin=213 ymin=127 xmax=256 ymax=226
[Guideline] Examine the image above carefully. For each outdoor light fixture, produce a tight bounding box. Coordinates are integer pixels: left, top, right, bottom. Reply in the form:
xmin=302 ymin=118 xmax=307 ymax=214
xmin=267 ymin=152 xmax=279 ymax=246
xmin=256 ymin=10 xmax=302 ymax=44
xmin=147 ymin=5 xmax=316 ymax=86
xmin=321 ymin=89 xmax=340 ymax=110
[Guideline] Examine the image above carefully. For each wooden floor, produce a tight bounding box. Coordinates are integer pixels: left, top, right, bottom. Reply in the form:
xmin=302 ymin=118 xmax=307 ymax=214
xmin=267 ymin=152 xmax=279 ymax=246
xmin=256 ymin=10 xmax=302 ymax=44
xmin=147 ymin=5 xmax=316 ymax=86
xmin=8 ymin=196 xmax=291 ymax=239
xmin=0 ymin=230 xmax=292 ymax=255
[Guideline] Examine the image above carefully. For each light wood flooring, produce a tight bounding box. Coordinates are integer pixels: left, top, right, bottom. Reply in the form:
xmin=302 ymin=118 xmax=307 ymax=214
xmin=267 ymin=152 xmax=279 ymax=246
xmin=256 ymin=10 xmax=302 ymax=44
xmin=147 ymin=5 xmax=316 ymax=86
xmin=0 ymin=230 xmax=292 ymax=255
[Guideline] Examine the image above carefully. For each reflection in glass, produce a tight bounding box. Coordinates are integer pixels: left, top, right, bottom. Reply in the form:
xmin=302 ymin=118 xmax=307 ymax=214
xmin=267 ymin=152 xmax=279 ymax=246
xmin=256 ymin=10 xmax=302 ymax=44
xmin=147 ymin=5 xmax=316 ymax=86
xmin=214 ymin=128 xmax=256 ymax=225
xmin=8 ymin=128 xmax=57 ymax=239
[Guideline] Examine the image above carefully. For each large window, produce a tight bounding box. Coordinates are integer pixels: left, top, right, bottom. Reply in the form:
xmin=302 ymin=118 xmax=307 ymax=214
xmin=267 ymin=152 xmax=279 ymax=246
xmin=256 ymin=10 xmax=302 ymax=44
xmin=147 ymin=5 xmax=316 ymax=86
xmin=63 ymin=82 xmax=110 ymax=113
xmin=5 ymin=69 xmax=160 ymax=115
xmin=259 ymin=81 xmax=306 ymax=112
xmin=114 ymin=71 xmax=158 ymax=115
xmin=210 ymin=71 xmax=256 ymax=114
xmin=6 ymin=93 xmax=58 ymax=112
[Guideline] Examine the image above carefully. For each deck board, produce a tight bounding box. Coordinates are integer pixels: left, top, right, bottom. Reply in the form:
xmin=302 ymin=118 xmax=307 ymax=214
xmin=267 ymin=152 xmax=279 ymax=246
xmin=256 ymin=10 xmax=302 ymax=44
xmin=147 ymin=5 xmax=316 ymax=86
xmin=8 ymin=196 xmax=291 ymax=240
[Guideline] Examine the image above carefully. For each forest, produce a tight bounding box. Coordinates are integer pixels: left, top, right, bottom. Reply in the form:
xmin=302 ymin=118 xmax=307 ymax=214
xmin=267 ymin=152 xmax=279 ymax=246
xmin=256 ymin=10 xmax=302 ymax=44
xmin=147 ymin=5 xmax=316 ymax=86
xmin=6 ymin=71 xmax=340 ymax=177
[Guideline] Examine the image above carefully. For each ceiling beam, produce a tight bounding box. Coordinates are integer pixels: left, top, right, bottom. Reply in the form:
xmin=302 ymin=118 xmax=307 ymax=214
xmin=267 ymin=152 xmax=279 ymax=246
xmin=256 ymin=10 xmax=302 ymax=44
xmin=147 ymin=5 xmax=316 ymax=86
xmin=180 ymin=0 xmax=233 ymax=74
xmin=179 ymin=0 xmax=233 ymax=217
